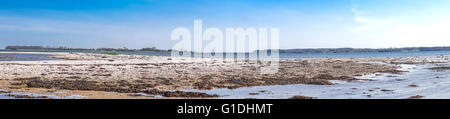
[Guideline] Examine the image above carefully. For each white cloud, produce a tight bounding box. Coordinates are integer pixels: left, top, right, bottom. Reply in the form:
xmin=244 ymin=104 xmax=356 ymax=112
xmin=353 ymin=16 xmax=372 ymax=23
xmin=349 ymin=7 xmax=450 ymax=47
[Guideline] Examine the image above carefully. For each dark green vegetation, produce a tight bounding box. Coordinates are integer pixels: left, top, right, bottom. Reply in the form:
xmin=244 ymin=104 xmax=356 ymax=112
xmin=101 ymin=52 xmax=119 ymax=55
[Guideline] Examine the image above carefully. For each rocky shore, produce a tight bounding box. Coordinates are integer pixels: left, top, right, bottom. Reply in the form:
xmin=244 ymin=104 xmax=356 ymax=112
xmin=0 ymin=52 xmax=447 ymax=99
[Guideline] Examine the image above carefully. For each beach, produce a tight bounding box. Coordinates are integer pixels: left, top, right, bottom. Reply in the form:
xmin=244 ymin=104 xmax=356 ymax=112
xmin=0 ymin=52 xmax=448 ymax=99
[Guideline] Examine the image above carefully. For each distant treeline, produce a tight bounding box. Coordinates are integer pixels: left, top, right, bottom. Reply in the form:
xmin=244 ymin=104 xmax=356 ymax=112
xmin=5 ymin=46 xmax=44 ymax=50
xmin=278 ymin=47 xmax=450 ymax=53
xmin=5 ymin=46 xmax=168 ymax=52
xmin=4 ymin=45 xmax=450 ymax=53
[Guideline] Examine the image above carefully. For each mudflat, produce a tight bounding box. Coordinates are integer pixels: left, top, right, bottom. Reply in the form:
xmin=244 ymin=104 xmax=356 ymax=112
xmin=0 ymin=52 xmax=447 ymax=99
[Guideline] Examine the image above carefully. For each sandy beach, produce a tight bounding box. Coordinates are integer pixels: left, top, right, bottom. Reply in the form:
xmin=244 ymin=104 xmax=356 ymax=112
xmin=0 ymin=52 xmax=448 ymax=99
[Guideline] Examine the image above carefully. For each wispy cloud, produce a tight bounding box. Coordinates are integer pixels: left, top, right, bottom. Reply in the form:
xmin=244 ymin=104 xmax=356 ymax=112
xmin=0 ymin=16 xmax=126 ymax=35
xmin=1 ymin=0 xmax=449 ymax=49
xmin=0 ymin=15 xmax=172 ymax=48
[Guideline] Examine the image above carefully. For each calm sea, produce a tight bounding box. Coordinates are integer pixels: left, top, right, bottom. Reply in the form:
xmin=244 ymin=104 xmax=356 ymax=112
xmin=93 ymin=50 xmax=450 ymax=58
xmin=0 ymin=53 xmax=58 ymax=61
xmin=279 ymin=50 xmax=450 ymax=58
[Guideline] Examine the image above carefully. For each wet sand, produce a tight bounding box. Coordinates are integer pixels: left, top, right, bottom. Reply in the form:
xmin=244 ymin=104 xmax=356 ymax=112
xmin=0 ymin=52 xmax=447 ymax=99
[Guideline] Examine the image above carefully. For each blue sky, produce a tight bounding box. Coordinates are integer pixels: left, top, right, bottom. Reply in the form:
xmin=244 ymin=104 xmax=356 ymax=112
xmin=1 ymin=0 xmax=450 ymax=49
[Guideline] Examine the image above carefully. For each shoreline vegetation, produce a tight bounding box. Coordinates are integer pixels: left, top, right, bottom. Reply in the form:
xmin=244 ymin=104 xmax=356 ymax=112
xmin=3 ymin=46 xmax=450 ymax=54
xmin=0 ymin=51 xmax=448 ymax=99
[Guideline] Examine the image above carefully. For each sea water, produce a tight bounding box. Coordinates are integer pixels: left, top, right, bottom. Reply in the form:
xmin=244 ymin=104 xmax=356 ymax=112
xmin=2 ymin=50 xmax=449 ymax=59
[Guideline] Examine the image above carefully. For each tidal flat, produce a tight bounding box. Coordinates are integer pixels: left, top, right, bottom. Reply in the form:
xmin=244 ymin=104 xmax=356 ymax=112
xmin=0 ymin=52 xmax=448 ymax=99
